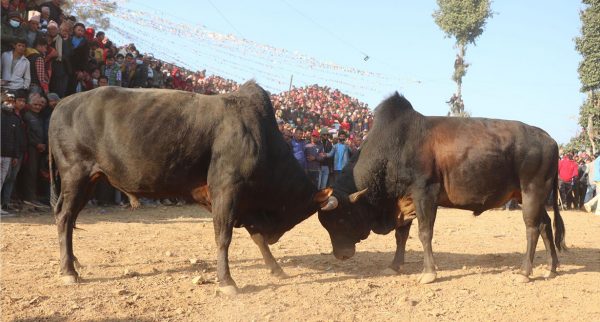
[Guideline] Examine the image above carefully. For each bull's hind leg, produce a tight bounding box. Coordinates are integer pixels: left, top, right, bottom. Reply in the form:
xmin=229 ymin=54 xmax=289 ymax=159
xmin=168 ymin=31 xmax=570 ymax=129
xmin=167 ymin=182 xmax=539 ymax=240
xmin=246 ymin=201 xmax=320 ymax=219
xmin=383 ymin=221 xmax=413 ymax=275
xmin=55 ymin=165 xmax=97 ymax=284
xmin=249 ymin=232 xmax=287 ymax=278
xmin=518 ymin=191 xmax=547 ymax=283
xmin=539 ymin=211 xmax=559 ymax=278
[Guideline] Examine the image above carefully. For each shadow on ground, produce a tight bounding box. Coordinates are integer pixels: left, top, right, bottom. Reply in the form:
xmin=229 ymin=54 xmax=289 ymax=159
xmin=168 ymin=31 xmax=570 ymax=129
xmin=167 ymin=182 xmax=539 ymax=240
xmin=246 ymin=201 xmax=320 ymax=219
xmin=0 ymin=204 xmax=212 ymax=225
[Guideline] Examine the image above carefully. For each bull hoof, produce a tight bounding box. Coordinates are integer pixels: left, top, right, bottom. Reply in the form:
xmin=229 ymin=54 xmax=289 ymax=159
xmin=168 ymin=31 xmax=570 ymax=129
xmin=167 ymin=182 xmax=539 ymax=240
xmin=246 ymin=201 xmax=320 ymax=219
xmin=61 ymin=275 xmax=79 ymax=285
xmin=416 ymin=272 xmax=437 ymax=284
xmin=382 ymin=267 xmax=399 ymax=276
xmin=270 ymin=268 xmax=289 ymax=279
xmin=216 ymin=285 xmax=238 ymax=297
xmin=543 ymin=271 xmax=557 ymax=279
xmin=515 ymin=275 xmax=530 ymax=283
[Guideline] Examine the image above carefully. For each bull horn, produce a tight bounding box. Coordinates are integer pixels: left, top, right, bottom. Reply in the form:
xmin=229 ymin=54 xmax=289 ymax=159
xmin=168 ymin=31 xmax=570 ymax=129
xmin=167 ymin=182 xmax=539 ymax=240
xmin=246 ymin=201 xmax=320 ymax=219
xmin=320 ymin=196 xmax=339 ymax=211
xmin=348 ymin=188 xmax=368 ymax=203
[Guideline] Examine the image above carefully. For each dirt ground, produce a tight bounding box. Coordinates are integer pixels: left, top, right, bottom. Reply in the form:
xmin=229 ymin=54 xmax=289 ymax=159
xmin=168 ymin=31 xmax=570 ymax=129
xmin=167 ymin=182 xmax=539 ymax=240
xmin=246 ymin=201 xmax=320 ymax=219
xmin=1 ymin=204 xmax=599 ymax=322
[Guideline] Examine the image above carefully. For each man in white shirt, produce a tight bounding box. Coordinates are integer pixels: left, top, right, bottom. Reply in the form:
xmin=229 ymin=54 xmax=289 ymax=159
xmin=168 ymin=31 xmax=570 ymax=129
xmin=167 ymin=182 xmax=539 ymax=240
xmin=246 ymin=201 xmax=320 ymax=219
xmin=1 ymin=38 xmax=31 ymax=91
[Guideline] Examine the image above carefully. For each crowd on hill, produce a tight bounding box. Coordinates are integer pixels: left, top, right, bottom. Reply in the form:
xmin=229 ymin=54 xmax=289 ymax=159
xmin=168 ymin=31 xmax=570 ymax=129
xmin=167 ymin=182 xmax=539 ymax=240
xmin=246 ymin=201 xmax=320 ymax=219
xmin=0 ymin=0 xmax=373 ymax=215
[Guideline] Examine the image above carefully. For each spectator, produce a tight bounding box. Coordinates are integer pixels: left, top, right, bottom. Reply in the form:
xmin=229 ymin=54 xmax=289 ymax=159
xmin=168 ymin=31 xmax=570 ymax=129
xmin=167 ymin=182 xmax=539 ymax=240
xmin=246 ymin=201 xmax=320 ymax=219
xmin=97 ymin=75 xmax=108 ymax=86
xmin=67 ymin=22 xmax=89 ymax=94
xmin=319 ymin=129 xmax=333 ymax=189
xmin=1 ymin=38 xmax=30 ymax=91
xmin=39 ymin=6 xmax=51 ymax=33
xmin=121 ymin=52 xmax=135 ymax=88
xmin=584 ymin=156 xmax=596 ymax=204
xmin=583 ymin=154 xmax=600 ymax=215
xmin=26 ymin=36 xmax=49 ymax=94
xmin=558 ymin=153 xmax=579 ymax=210
xmin=304 ymin=132 xmax=325 ymax=187
xmin=24 ymin=14 xmax=43 ymax=48
xmin=39 ymin=0 xmax=63 ymax=26
xmin=1 ymin=11 xmax=27 ymax=53
xmin=48 ymin=20 xmax=70 ymax=97
xmin=19 ymin=94 xmax=49 ymax=208
xmin=291 ymin=128 xmax=307 ymax=170
xmin=1 ymin=89 xmax=28 ymax=213
xmin=326 ymin=131 xmax=352 ymax=184
xmin=1 ymin=0 xmax=10 ymax=21
xmin=95 ymin=31 xmax=105 ymax=48
xmin=72 ymin=70 xmax=92 ymax=93
xmin=130 ymin=53 xmax=149 ymax=88
xmin=90 ymin=67 xmax=100 ymax=88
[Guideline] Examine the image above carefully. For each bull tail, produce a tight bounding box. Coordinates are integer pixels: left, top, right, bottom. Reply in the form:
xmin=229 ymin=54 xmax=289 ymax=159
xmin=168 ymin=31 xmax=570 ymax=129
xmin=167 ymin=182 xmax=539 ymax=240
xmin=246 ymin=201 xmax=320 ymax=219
xmin=49 ymin=145 xmax=61 ymax=214
xmin=552 ymin=174 xmax=567 ymax=251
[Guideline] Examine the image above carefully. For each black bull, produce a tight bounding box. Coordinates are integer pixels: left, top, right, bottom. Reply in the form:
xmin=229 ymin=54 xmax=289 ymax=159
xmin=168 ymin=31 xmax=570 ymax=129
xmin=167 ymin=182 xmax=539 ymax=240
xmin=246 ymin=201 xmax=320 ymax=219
xmin=48 ymin=81 xmax=334 ymax=295
xmin=318 ymin=93 xmax=566 ymax=284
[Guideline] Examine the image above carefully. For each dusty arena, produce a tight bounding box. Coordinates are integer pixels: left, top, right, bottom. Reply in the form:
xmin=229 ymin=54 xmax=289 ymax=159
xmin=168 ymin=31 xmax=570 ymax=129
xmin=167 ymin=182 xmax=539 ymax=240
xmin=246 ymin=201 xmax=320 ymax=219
xmin=1 ymin=205 xmax=599 ymax=321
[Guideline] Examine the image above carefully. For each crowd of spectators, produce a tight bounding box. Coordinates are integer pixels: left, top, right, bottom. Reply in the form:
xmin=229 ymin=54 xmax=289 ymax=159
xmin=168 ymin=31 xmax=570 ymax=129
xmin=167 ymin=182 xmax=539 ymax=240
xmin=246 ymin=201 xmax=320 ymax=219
xmin=557 ymin=150 xmax=599 ymax=213
xmin=0 ymin=0 xmax=374 ymax=216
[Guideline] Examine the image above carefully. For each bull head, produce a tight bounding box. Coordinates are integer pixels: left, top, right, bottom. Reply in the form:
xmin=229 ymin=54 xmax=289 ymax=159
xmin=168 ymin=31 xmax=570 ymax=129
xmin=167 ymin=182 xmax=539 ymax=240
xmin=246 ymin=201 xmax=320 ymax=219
xmin=348 ymin=188 xmax=368 ymax=203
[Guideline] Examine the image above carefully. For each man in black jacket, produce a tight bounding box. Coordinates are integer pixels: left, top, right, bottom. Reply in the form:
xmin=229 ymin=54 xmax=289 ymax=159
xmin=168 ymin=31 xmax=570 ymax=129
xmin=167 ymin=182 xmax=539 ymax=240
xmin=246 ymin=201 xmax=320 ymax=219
xmin=1 ymin=90 xmax=28 ymax=215
xmin=18 ymin=94 xmax=49 ymax=208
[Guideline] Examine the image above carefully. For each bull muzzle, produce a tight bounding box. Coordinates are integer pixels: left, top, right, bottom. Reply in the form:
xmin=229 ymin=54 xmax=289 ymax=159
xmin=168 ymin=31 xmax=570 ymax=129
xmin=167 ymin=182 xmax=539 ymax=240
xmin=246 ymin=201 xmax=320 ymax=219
xmin=320 ymin=196 xmax=339 ymax=211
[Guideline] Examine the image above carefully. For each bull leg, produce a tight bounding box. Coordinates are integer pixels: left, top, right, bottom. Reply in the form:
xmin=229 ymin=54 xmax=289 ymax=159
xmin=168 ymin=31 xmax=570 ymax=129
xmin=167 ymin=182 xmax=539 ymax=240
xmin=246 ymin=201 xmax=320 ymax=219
xmin=538 ymin=211 xmax=559 ymax=278
xmin=414 ymin=187 xmax=439 ymax=284
xmin=55 ymin=166 xmax=95 ymax=284
xmin=518 ymin=192 xmax=544 ymax=283
xmin=383 ymin=221 xmax=413 ymax=275
xmin=212 ymin=189 xmax=239 ymax=296
xmin=249 ymin=233 xmax=287 ymax=278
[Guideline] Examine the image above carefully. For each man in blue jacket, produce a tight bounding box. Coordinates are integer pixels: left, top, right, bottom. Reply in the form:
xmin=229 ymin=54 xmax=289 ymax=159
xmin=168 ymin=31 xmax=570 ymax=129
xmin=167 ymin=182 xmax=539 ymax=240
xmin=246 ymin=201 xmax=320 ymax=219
xmin=291 ymin=128 xmax=307 ymax=170
xmin=326 ymin=131 xmax=352 ymax=184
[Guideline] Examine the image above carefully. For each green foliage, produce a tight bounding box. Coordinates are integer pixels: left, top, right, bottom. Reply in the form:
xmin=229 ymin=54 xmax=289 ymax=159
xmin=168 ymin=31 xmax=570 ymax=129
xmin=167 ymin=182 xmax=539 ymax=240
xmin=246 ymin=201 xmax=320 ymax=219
xmin=433 ymin=0 xmax=493 ymax=117
xmin=433 ymin=0 xmax=494 ymax=46
xmin=62 ymin=0 xmax=117 ymax=30
xmin=561 ymin=133 xmax=590 ymax=154
xmin=575 ymin=0 xmax=600 ymax=92
xmin=570 ymin=0 xmax=600 ymax=153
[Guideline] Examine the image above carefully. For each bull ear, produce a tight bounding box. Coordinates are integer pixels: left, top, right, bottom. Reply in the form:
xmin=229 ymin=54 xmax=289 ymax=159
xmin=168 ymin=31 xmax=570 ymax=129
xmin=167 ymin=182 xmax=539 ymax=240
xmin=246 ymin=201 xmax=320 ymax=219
xmin=348 ymin=188 xmax=368 ymax=203
xmin=313 ymin=187 xmax=333 ymax=204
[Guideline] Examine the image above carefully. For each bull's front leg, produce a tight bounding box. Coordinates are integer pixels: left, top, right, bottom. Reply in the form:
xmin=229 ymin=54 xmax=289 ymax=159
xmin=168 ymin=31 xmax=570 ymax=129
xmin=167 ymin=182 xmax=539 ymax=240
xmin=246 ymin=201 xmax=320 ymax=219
xmin=383 ymin=220 xmax=413 ymax=275
xmin=212 ymin=192 xmax=238 ymax=296
xmin=249 ymin=232 xmax=287 ymax=278
xmin=414 ymin=185 xmax=440 ymax=284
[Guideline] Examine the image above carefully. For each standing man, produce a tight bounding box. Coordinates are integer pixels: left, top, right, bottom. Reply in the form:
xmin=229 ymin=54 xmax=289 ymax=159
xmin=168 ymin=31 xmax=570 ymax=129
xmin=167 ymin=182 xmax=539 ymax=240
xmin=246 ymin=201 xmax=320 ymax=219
xmin=1 ymin=89 xmax=28 ymax=214
xmin=291 ymin=127 xmax=307 ymax=171
xmin=584 ymin=155 xmax=596 ymax=204
xmin=326 ymin=131 xmax=352 ymax=185
xmin=26 ymin=37 xmax=49 ymax=95
xmin=558 ymin=153 xmax=580 ymax=210
xmin=19 ymin=95 xmax=49 ymax=208
xmin=1 ymin=12 xmax=27 ymax=53
xmin=1 ymin=38 xmax=30 ymax=91
xmin=304 ymin=132 xmax=324 ymax=187
xmin=319 ymin=129 xmax=333 ymax=189
xmin=584 ymin=153 xmax=600 ymax=215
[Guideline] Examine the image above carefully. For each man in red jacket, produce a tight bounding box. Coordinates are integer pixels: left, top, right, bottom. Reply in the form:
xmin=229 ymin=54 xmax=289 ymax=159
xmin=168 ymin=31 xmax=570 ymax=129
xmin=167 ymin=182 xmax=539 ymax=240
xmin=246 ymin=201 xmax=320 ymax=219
xmin=558 ymin=153 xmax=579 ymax=209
